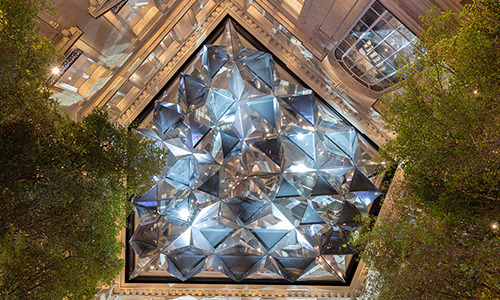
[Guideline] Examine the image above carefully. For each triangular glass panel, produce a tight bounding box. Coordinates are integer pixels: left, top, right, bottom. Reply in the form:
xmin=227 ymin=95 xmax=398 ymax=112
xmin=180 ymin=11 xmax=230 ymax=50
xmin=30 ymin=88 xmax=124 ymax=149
xmin=297 ymin=224 xmax=331 ymax=254
xmin=219 ymin=131 xmax=240 ymax=158
xmin=157 ymin=179 xmax=182 ymax=200
xmin=235 ymin=47 xmax=260 ymax=60
xmin=273 ymin=197 xmax=306 ymax=226
xmin=168 ymin=197 xmax=197 ymax=223
xmin=197 ymin=171 xmax=219 ymax=197
xmin=282 ymin=172 xmax=317 ymax=198
xmin=247 ymin=95 xmax=278 ymax=128
xmin=184 ymin=51 xmax=209 ymax=84
xmin=316 ymin=255 xmax=346 ymax=283
xmin=283 ymin=94 xmax=316 ymax=126
xmin=218 ymin=20 xmax=242 ymax=58
xmin=287 ymin=130 xmax=317 ymax=161
xmin=249 ymin=174 xmax=280 ymax=196
xmin=349 ymin=168 xmax=377 ymax=192
xmin=179 ymin=74 xmax=210 ymax=112
xmin=187 ymin=118 xmax=211 ymax=148
xmin=134 ymin=185 xmax=157 ymax=207
xmin=217 ymin=228 xmax=266 ymax=255
xmin=166 ymin=155 xmax=199 ymax=187
xmin=280 ymin=137 xmax=316 ymax=173
xmin=219 ymin=255 xmax=264 ymax=281
xmin=166 ymin=249 xmax=207 ymax=280
xmin=311 ymin=174 xmax=338 ymax=196
xmin=324 ymin=126 xmax=359 ymax=159
xmin=134 ymin=205 xmax=159 ymax=225
xmin=276 ymin=178 xmax=301 ymax=198
xmin=130 ymin=222 xmax=160 ymax=258
xmin=301 ymin=204 xmax=327 ymax=225
xmin=264 ymin=256 xmax=292 ymax=281
xmin=134 ymin=128 xmax=161 ymax=144
xmin=130 ymin=253 xmax=160 ymax=279
xmin=233 ymin=104 xmax=256 ymax=139
xmin=243 ymin=141 xmax=281 ymax=175
xmin=321 ymin=230 xmax=357 ymax=255
xmin=199 ymin=227 xmax=234 ymax=249
xmin=277 ymin=98 xmax=314 ymax=133
xmin=153 ymin=102 xmax=183 ymax=134
xmin=320 ymin=138 xmax=352 ymax=166
xmin=273 ymin=257 xmax=316 ymax=281
xmin=242 ymin=52 xmax=275 ymax=88
xmin=211 ymin=59 xmax=234 ymax=91
xmin=352 ymin=190 xmax=382 ymax=207
xmin=228 ymin=61 xmax=245 ymax=100
xmin=337 ymin=201 xmax=362 ymax=231
xmin=202 ymin=45 xmax=229 ymax=78
xmin=250 ymin=229 xmax=289 ymax=250
xmin=206 ymin=88 xmax=236 ymax=123
xmin=226 ymin=196 xmax=265 ymax=223
xmin=253 ymin=138 xmax=280 ymax=165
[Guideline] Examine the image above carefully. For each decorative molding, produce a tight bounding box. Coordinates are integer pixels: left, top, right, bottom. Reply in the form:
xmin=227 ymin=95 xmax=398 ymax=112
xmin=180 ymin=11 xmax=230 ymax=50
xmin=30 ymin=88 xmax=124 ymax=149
xmin=77 ymin=0 xmax=199 ymax=121
xmin=58 ymin=27 xmax=84 ymax=55
xmin=112 ymin=0 xmax=391 ymax=145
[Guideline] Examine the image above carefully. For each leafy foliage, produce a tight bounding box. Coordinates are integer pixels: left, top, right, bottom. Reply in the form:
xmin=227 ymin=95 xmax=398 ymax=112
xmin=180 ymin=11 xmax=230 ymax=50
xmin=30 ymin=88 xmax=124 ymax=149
xmin=0 ymin=0 xmax=166 ymax=299
xmin=356 ymin=0 xmax=500 ymax=298
xmin=357 ymin=178 xmax=500 ymax=299
xmin=382 ymin=1 xmax=500 ymax=222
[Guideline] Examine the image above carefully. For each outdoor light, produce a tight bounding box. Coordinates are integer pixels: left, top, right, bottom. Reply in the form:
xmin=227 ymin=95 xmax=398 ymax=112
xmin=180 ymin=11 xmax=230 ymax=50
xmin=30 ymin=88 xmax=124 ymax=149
xmin=51 ymin=67 xmax=60 ymax=75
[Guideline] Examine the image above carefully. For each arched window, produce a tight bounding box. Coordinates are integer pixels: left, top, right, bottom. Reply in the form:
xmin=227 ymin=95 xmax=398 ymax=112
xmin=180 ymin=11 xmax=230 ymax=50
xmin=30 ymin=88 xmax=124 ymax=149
xmin=333 ymin=1 xmax=416 ymax=91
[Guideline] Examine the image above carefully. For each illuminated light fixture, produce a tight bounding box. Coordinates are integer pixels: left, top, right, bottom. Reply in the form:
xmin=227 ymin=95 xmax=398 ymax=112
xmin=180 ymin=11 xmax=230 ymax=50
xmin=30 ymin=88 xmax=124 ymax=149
xmin=129 ymin=20 xmax=381 ymax=283
xmin=51 ymin=67 xmax=60 ymax=75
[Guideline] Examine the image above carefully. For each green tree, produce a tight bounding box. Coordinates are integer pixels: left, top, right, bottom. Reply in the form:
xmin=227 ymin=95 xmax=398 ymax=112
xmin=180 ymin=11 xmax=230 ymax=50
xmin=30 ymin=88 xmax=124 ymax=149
xmin=0 ymin=0 xmax=166 ymax=299
xmin=356 ymin=175 xmax=500 ymax=299
xmin=356 ymin=0 xmax=500 ymax=298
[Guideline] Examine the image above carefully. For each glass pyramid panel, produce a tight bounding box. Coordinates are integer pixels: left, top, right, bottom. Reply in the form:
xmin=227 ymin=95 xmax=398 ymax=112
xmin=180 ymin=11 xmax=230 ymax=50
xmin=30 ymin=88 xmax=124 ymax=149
xmin=131 ymin=20 xmax=380 ymax=283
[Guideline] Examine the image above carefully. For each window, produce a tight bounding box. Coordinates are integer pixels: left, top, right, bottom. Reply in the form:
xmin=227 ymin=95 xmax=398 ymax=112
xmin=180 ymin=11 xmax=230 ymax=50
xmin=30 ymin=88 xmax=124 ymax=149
xmin=333 ymin=1 xmax=417 ymax=91
xmin=251 ymin=2 xmax=275 ymax=24
xmin=116 ymin=0 xmax=160 ymax=35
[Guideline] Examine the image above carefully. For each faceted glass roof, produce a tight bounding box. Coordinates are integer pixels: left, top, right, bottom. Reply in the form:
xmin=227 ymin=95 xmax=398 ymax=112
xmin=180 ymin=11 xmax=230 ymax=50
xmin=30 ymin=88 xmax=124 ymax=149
xmin=129 ymin=20 xmax=380 ymax=284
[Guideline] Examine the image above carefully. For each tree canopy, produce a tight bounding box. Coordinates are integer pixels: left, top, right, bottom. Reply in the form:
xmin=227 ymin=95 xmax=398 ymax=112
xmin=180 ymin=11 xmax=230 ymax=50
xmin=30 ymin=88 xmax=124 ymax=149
xmin=356 ymin=0 xmax=500 ymax=299
xmin=0 ymin=0 xmax=166 ymax=299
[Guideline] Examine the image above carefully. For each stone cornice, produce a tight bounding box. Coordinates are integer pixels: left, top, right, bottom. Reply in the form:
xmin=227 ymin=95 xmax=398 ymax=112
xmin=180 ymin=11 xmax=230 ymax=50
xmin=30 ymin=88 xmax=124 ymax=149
xmin=106 ymin=0 xmax=390 ymax=145
xmin=77 ymin=0 xmax=199 ymax=121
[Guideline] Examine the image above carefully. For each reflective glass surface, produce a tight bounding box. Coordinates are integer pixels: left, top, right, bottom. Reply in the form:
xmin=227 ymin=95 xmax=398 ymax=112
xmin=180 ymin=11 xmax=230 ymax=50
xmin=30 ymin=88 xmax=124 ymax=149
xmin=334 ymin=1 xmax=417 ymax=91
xmin=130 ymin=21 xmax=381 ymax=283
